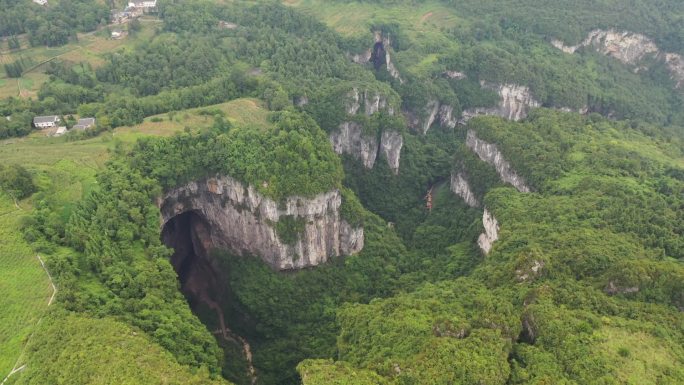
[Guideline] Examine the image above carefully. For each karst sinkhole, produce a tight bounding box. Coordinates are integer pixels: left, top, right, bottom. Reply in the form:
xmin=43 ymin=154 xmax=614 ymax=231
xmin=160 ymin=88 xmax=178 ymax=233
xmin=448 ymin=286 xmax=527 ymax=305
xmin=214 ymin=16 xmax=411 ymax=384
xmin=161 ymin=210 xmax=257 ymax=385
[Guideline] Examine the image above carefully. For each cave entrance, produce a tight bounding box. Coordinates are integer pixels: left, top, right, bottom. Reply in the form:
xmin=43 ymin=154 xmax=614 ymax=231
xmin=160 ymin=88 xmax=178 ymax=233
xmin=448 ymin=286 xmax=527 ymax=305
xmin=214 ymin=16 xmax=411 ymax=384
xmin=161 ymin=211 xmax=216 ymax=292
xmin=371 ymin=41 xmax=386 ymax=70
xmin=161 ymin=211 xmax=257 ymax=385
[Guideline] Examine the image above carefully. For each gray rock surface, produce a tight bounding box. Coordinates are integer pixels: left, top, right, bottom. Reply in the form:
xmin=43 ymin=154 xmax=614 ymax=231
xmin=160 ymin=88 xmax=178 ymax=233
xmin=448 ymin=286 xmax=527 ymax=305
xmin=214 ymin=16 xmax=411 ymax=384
xmin=450 ymin=172 xmax=479 ymax=207
xmin=329 ymin=88 xmax=403 ymax=174
xmin=159 ymin=176 xmax=364 ymax=270
xmin=552 ymin=29 xmax=684 ymax=88
xmin=461 ymin=83 xmax=541 ymax=123
xmin=477 ymin=208 xmax=499 ymax=254
xmin=465 ymin=130 xmax=531 ymax=193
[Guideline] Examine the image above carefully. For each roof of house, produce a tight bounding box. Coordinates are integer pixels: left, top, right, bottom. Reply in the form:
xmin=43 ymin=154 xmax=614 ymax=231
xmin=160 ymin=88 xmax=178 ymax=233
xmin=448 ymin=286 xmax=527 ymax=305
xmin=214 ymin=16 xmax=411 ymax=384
xmin=129 ymin=0 xmax=156 ymax=6
xmin=77 ymin=117 xmax=95 ymax=126
xmin=33 ymin=115 xmax=59 ymax=124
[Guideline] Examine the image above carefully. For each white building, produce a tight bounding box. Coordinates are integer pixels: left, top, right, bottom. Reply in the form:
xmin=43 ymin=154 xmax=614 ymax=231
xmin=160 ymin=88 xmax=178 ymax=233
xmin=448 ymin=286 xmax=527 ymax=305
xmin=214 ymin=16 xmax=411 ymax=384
xmin=32 ymin=0 xmax=48 ymax=5
xmin=73 ymin=117 xmax=95 ymax=130
xmin=33 ymin=115 xmax=60 ymax=128
xmin=128 ymin=0 xmax=156 ymax=9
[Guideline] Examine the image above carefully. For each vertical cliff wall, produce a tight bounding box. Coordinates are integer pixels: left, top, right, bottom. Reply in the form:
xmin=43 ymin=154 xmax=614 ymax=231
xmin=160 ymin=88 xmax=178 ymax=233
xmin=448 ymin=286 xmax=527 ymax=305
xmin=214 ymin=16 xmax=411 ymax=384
xmin=450 ymin=172 xmax=479 ymax=208
xmin=465 ymin=130 xmax=531 ymax=193
xmin=329 ymin=87 xmax=403 ymax=174
xmin=552 ymin=29 xmax=684 ymax=88
xmin=461 ymin=83 xmax=541 ymax=123
xmin=477 ymin=208 xmax=499 ymax=254
xmin=406 ymin=100 xmax=459 ymax=135
xmin=159 ymin=176 xmax=364 ymax=270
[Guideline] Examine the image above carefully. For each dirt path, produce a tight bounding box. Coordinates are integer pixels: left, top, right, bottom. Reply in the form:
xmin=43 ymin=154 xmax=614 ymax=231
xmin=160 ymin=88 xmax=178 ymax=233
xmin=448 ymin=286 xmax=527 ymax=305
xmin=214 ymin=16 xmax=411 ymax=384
xmin=202 ymin=294 xmax=257 ymax=385
xmin=1 ymin=255 xmax=56 ymax=384
xmin=420 ymin=11 xmax=434 ymax=23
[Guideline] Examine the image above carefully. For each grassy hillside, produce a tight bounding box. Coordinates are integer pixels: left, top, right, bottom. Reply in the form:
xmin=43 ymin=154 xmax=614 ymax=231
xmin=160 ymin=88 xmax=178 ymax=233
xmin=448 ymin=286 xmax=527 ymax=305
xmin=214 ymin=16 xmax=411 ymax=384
xmin=0 ymin=195 xmax=50 ymax=379
xmin=10 ymin=312 xmax=231 ymax=385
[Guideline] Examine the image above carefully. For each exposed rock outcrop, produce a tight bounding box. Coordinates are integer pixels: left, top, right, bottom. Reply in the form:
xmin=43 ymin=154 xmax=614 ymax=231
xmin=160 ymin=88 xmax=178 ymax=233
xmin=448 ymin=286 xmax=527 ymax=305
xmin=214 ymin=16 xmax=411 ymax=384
xmin=351 ymin=31 xmax=403 ymax=83
xmin=159 ymin=176 xmax=364 ymax=270
xmin=478 ymin=208 xmax=499 ymax=254
xmin=345 ymin=87 xmax=395 ymax=116
xmin=604 ymin=281 xmax=640 ymax=295
xmin=552 ymin=29 xmax=684 ymax=88
xmin=380 ymin=130 xmax=403 ymax=174
xmin=372 ymin=31 xmax=403 ymax=83
xmin=329 ymin=122 xmax=403 ymax=174
xmin=551 ymin=29 xmax=658 ymax=63
xmin=461 ymin=83 xmax=541 ymax=123
xmin=450 ymin=172 xmax=479 ymax=207
xmin=406 ymin=100 xmax=458 ymax=134
xmin=665 ymin=53 xmax=684 ymax=88
xmin=515 ymin=260 xmax=545 ymax=283
xmin=465 ymin=130 xmax=531 ymax=193
xmin=330 ymin=122 xmax=379 ymax=169
xmin=351 ymin=49 xmax=372 ymax=64
xmin=329 ymin=87 xmax=403 ymax=174
xmin=443 ymin=71 xmax=467 ymax=80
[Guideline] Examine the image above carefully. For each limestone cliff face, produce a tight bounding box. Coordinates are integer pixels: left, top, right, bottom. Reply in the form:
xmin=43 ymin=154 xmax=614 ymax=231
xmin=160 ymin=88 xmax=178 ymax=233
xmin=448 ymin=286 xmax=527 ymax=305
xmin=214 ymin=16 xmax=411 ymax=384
xmin=664 ymin=53 xmax=684 ymax=88
xmin=552 ymin=29 xmax=659 ymax=63
xmin=330 ymin=122 xmax=379 ymax=169
xmin=351 ymin=49 xmax=372 ymax=65
xmin=351 ymin=31 xmax=403 ymax=83
xmin=552 ymin=29 xmax=684 ymax=88
xmin=329 ymin=88 xmax=403 ymax=174
xmin=477 ymin=208 xmax=499 ymax=254
xmin=345 ymin=87 xmax=395 ymax=116
xmin=450 ymin=172 xmax=479 ymax=207
xmin=462 ymin=83 xmax=541 ymax=123
xmin=465 ymin=130 xmax=531 ymax=193
xmin=380 ymin=130 xmax=403 ymax=173
xmin=159 ymin=176 xmax=364 ymax=270
xmin=373 ymin=31 xmax=403 ymax=83
xmin=406 ymin=100 xmax=458 ymax=134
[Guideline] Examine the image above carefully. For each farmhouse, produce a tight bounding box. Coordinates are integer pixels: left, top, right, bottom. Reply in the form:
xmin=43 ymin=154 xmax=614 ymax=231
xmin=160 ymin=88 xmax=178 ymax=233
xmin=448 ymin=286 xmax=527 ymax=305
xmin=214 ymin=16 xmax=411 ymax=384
xmin=32 ymin=0 xmax=47 ymax=5
xmin=73 ymin=117 xmax=95 ymax=130
xmin=128 ymin=0 xmax=157 ymax=10
xmin=33 ymin=115 xmax=60 ymax=128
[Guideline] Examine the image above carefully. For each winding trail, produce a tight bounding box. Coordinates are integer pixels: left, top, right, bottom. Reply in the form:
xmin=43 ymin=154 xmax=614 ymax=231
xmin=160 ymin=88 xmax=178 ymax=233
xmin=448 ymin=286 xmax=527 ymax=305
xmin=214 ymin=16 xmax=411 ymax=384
xmin=1 ymin=255 xmax=57 ymax=385
xmin=203 ymin=295 xmax=257 ymax=385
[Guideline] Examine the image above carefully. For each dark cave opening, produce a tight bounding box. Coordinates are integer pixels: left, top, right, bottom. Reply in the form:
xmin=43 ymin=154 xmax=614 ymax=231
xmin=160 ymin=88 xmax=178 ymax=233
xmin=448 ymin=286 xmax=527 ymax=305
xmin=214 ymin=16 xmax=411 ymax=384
xmin=371 ymin=41 xmax=386 ymax=70
xmin=161 ymin=211 xmax=215 ymax=291
xmin=161 ymin=211 xmax=257 ymax=385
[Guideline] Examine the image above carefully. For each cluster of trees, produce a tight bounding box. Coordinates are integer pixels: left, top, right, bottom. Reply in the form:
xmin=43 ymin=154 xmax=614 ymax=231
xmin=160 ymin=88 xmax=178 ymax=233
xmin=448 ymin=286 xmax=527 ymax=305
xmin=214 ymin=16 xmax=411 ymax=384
xmin=160 ymin=1 xmax=375 ymax=97
xmin=0 ymin=163 xmax=35 ymax=200
xmin=3 ymin=57 xmax=30 ymax=78
xmin=128 ymin=111 xmax=343 ymax=201
xmin=96 ymin=34 xmax=232 ymax=96
xmin=0 ymin=0 xmax=109 ymax=47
